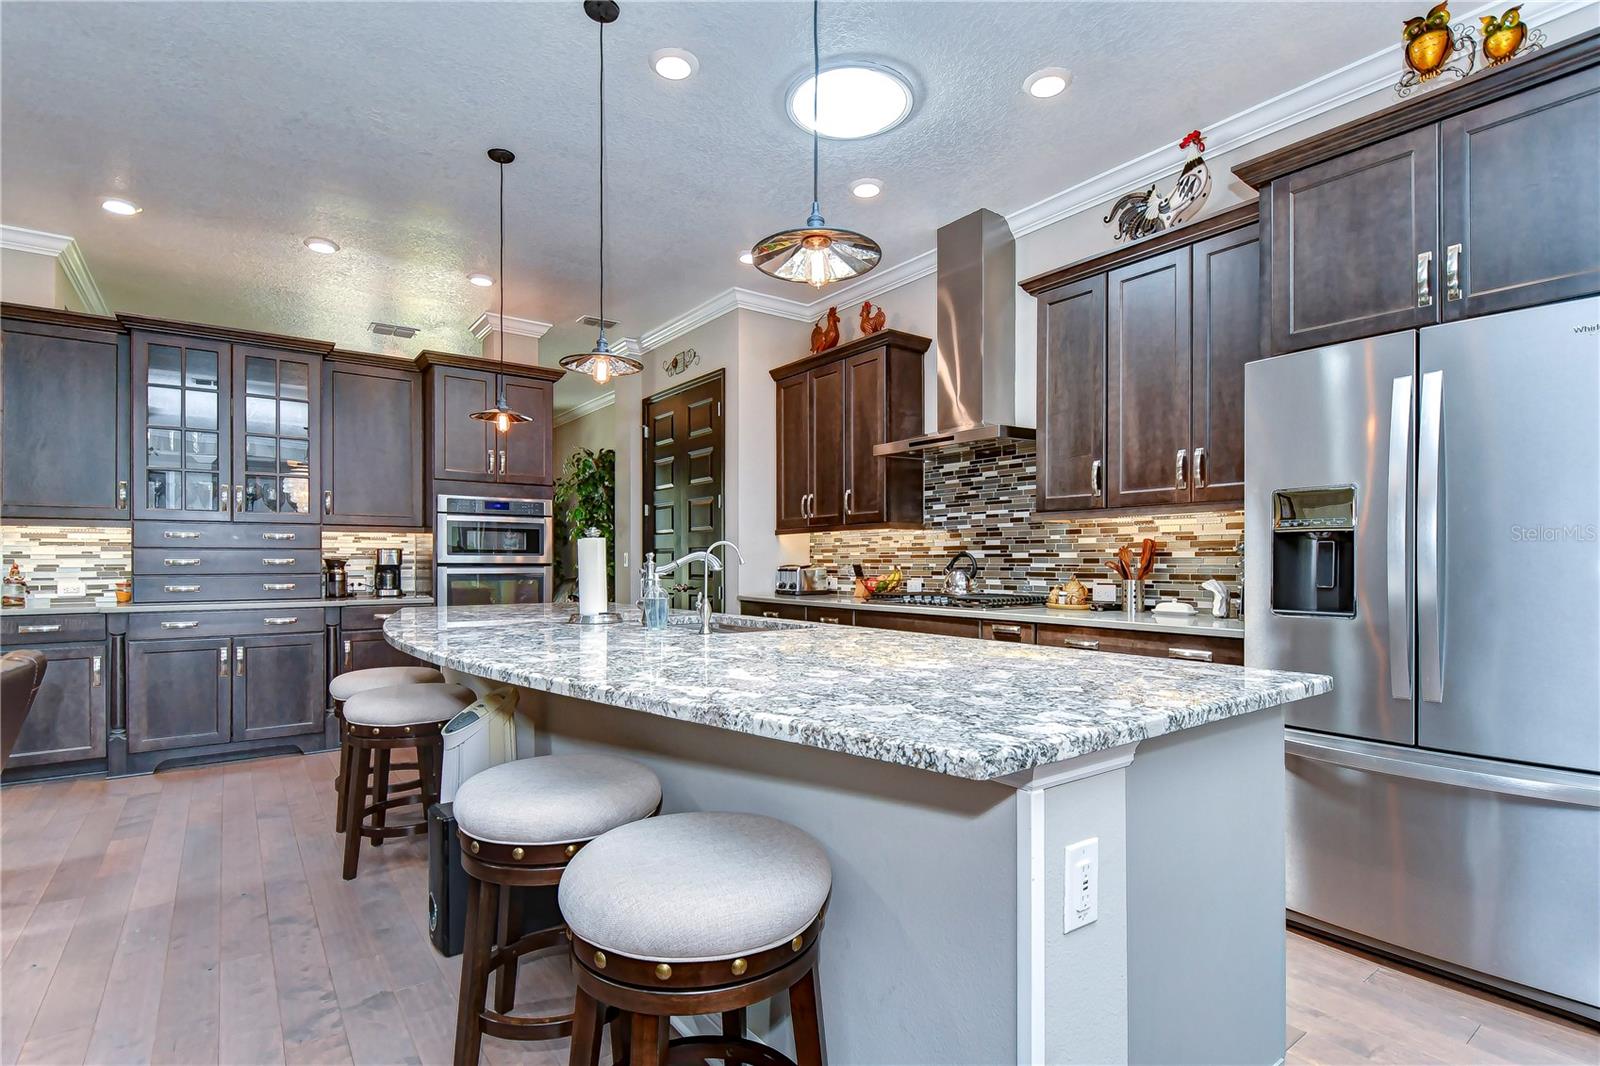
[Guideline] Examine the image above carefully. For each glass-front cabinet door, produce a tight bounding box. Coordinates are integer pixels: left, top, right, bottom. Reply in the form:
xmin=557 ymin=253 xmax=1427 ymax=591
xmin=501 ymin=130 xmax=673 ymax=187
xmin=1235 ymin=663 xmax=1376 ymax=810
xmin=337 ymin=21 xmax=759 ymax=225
xmin=133 ymin=332 xmax=232 ymax=521
xmin=231 ymin=346 xmax=321 ymax=523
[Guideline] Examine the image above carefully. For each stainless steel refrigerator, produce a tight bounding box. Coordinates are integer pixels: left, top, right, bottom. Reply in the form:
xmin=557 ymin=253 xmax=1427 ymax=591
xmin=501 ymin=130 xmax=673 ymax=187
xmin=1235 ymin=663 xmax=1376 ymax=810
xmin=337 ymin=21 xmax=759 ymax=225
xmin=1245 ymin=296 xmax=1600 ymax=1020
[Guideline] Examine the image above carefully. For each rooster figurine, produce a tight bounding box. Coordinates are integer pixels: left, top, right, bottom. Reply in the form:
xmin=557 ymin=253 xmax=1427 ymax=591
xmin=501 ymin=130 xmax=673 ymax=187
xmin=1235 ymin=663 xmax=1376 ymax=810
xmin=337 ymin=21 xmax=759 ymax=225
xmin=810 ymin=306 xmax=840 ymax=355
xmin=1103 ymin=130 xmax=1211 ymax=243
xmin=859 ymin=300 xmax=886 ymax=335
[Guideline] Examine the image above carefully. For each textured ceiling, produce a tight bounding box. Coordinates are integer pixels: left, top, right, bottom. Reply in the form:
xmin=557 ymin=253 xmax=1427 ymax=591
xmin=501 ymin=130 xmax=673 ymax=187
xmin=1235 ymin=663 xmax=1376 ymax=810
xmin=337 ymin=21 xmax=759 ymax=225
xmin=2 ymin=1 xmax=1403 ymax=407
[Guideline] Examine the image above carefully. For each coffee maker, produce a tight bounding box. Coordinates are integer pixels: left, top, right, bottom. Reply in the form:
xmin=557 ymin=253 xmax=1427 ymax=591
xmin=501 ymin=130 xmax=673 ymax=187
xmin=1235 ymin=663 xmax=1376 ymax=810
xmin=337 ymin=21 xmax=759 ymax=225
xmin=374 ymin=548 xmax=404 ymax=598
xmin=323 ymin=556 xmax=349 ymax=599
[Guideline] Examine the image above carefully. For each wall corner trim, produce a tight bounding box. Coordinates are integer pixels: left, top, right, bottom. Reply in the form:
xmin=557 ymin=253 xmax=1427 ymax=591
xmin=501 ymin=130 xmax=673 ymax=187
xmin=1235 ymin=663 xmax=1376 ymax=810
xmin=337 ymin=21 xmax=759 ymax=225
xmin=470 ymin=311 xmax=555 ymax=340
xmin=0 ymin=224 xmax=111 ymax=315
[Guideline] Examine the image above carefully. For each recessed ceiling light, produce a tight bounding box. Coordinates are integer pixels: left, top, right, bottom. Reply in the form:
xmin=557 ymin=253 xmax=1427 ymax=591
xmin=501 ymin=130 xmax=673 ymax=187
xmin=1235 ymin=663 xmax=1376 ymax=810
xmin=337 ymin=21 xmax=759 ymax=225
xmin=467 ymin=272 xmax=494 ymax=287
xmin=650 ymin=48 xmax=698 ymax=81
xmin=788 ymin=64 xmax=913 ymax=140
xmin=1023 ymin=68 xmax=1071 ymax=99
xmin=738 ymin=250 xmax=754 ymax=265
xmin=101 ymin=198 xmax=141 ymax=216
xmin=303 ymin=236 xmax=340 ymax=254
xmin=850 ymin=178 xmax=884 ymax=199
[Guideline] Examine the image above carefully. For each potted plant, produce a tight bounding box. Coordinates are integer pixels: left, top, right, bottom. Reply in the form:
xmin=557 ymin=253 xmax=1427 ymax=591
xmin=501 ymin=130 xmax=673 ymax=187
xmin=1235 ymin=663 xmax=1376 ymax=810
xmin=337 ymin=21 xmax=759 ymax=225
xmin=554 ymin=447 xmax=616 ymax=599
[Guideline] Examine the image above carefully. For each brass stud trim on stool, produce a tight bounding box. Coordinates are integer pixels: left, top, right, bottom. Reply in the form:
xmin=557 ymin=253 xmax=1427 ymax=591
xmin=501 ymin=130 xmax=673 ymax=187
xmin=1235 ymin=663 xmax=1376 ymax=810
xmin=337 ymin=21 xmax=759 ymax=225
xmin=512 ymin=847 xmax=524 ymax=860
xmin=565 ymin=843 xmax=578 ymax=858
xmin=593 ymin=950 xmax=607 ymax=969
xmin=654 ymin=963 xmax=672 ymax=981
xmin=470 ymin=840 xmax=480 ymax=854
xmin=791 ymin=936 xmax=804 ymax=952
xmin=730 ymin=958 xmax=748 ymax=976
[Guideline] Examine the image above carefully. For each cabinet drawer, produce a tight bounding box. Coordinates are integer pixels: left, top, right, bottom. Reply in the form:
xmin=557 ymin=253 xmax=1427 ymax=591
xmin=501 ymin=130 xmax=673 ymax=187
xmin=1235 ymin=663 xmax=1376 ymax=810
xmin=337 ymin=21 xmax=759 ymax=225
xmin=741 ymin=601 xmax=808 ymax=622
xmin=854 ymin=610 xmax=979 ymax=638
xmin=1 ymin=613 xmax=108 ymax=644
xmin=133 ymin=547 xmax=323 ymax=575
xmin=132 ymin=521 xmax=322 ymax=549
xmin=128 ymin=609 xmax=325 ymax=640
xmin=340 ymin=604 xmax=410 ymax=631
xmin=982 ymin=621 xmax=1036 ymax=643
xmin=1037 ymin=623 xmax=1243 ymax=665
xmin=133 ymin=572 xmax=322 ymax=604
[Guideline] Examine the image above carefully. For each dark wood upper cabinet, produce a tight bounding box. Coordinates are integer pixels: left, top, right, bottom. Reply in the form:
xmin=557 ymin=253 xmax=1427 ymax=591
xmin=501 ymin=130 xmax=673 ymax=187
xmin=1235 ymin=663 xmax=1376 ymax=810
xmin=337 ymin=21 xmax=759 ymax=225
xmin=419 ymin=354 xmax=562 ymax=493
xmin=1266 ymin=126 xmax=1441 ymax=353
xmin=499 ymin=376 xmax=555 ymax=485
xmin=1 ymin=311 xmax=130 ymax=520
xmin=1107 ymin=248 xmax=1192 ymax=508
xmin=775 ymin=374 xmax=811 ymax=533
xmin=131 ymin=330 xmax=234 ymax=521
xmin=1035 ymin=274 xmax=1108 ymax=513
xmin=231 ymin=345 xmax=321 ymax=524
xmin=1440 ymin=65 xmax=1600 ymax=319
xmin=842 ymin=347 xmax=924 ymax=526
xmin=322 ymin=355 xmax=424 ymax=527
xmin=1190 ymin=224 xmax=1261 ymax=502
xmin=806 ymin=361 xmax=845 ymax=527
xmin=427 ymin=364 xmax=496 ymax=483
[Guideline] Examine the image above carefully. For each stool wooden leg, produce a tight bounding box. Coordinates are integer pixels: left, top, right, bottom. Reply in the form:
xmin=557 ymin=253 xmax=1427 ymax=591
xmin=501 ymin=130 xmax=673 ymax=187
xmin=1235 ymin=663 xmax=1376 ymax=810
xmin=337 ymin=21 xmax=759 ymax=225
xmin=454 ymin=875 xmax=497 ymax=1066
xmin=568 ymin=986 xmax=604 ymax=1066
xmin=334 ymin=730 xmax=352 ymax=833
xmin=421 ymin=740 xmax=443 ymax=809
xmin=372 ymin=749 xmax=391 ymax=847
xmin=493 ymin=883 xmax=521 ymax=1014
xmin=789 ymin=967 xmax=826 ymax=1066
xmin=341 ymin=743 xmax=371 ymax=881
xmin=608 ymin=1012 xmax=631 ymax=1066
xmin=628 ymin=1013 xmax=668 ymax=1066
xmin=720 ymin=1009 xmax=745 ymax=1038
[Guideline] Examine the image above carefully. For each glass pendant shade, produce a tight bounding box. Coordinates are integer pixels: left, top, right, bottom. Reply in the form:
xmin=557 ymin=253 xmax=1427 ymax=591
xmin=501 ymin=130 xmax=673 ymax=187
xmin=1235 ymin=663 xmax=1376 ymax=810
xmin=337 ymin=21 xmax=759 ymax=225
xmin=561 ymin=333 xmax=642 ymax=386
xmin=469 ymin=397 xmax=534 ymax=434
xmin=752 ymin=209 xmax=881 ymax=288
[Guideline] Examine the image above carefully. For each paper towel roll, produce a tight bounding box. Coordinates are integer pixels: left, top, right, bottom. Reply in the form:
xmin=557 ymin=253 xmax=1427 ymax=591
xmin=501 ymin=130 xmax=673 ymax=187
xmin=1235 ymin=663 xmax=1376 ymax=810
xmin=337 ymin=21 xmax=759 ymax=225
xmin=578 ymin=536 xmax=607 ymax=617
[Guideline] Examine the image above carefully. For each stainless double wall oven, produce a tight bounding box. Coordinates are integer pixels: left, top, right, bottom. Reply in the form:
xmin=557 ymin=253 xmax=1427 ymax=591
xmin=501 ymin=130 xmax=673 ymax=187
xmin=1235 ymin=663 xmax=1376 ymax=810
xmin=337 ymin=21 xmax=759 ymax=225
xmin=434 ymin=495 xmax=553 ymax=607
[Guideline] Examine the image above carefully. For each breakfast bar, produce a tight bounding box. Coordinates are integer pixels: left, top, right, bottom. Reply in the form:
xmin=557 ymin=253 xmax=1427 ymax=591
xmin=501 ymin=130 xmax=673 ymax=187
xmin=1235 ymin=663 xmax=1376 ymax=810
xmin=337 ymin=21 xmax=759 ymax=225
xmin=386 ymin=603 xmax=1329 ymax=1065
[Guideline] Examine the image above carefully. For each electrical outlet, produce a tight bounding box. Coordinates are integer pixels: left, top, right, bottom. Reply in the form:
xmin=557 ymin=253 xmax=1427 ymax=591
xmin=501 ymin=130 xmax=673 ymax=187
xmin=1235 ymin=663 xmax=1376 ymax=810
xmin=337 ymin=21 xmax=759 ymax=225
xmin=57 ymin=580 xmax=86 ymax=597
xmin=1065 ymin=837 xmax=1098 ymax=933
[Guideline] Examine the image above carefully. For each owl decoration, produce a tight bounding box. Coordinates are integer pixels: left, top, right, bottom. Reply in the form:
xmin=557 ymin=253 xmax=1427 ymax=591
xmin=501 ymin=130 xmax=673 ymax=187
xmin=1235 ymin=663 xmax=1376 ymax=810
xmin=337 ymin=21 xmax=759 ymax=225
xmin=1397 ymin=4 xmax=1476 ymax=96
xmin=1103 ymin=130 xmax=1211 ymax=243
xmin=1481 ymin=6 xmax=1542 ymax=65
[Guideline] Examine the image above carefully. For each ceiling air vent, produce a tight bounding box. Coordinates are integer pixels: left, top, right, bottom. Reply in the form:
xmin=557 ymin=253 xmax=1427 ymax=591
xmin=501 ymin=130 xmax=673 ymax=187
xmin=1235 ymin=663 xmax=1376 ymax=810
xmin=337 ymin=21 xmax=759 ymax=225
xmin=368 ymin=321 xmax=420 ymax=339
xmin=576 ymin=315 xmax=619 ymax=330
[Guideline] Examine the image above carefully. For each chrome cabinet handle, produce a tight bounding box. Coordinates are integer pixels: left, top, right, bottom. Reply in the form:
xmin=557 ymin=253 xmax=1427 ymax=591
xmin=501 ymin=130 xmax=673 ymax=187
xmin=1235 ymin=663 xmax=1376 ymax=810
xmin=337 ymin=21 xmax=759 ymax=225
xmin=92 ymin=656 xmax=103 ymax=688
xmin=844 ymin=488 xmax=853 ymax=514
xmin=164 ymin=584 xmax=201 ymax=593
xmin=261 ymin=582 xmax=297 ymax=591
xmin=117 ymin=480 xmax=128 ymax=508
xmin=818 ymin=615 xmax=842 ymax=624
xmin=498 ymin=449 xmax=507 ymax=475
xmin=235 ymin=645 xmax=245 ymax=676
xmin=762 ymin=611 xmax=781 ymax=619
xmin=343 ymin=639 xmax=353 ymax=671
xmin=219 ymin=484 xmax=230 ymax=512
xmin=1416 ymin=250 xmax=1433 ymax=308
xmin=163 ymin=530 xmax=200 ymax=540
xmin=262 ymin=532 xmax=296 ymax=541
xmin=1445 ymin=243 xmax=1462 ymax=302
xmin=1168 ymin=647 xmax=1214 ymax=662
xmin=1417 ymin=369 xmax=1445 ymax=703
xmin=163 ymin=558 xmax=202 ymax=567
xmin=989 ymin=624 xmax=1025 ymax=642
xmin=17 ymin=624 xmax=62 ymax=634
xmin=160 ymin=621 xmax=200 ymax=630
xmin=261 ymin=558 xmax=296 ymax=566
xmin=234 ymin=484 xmax=244 ymax=512
xmin=1064 ymin=638 xmax=1100 ymax=650
xmin=1175 ymin=449 xmax=1188 ymax=491
xmin=262 ymin=616 xmax=299 ymax=625
xmin=218 ymin=647 xmax=230 ymax=677
xmin=323 ymin=489 xmax=333 ymax=515
xmin=372 ymin=612 xmax=394 ymax=620
xmin=1090 ymin=458 xmax=1103 ymax=498
xmin=487 ymin=448 xmax=495 ymax=474
xmin=1194 ymin=447 xmax=1207 ymax=488
xmin=1387 ymin=375 xmax=1414 ymax=701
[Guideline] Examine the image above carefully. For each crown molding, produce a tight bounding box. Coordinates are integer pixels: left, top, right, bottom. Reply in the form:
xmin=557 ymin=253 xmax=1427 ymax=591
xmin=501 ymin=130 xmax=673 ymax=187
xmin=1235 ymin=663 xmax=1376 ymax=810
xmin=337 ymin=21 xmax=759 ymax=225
xmin=0 ymin=224 xmax=111 ymax=315
xmin=0 ymin=224 xmax=72 ymax=256
xmin=639 ymin=285 xmax=816 ymax=354
xmin=470 ymin=311 xmax=554 ymax=340
xmin=554 ymin=390 xmax=617 ymax=427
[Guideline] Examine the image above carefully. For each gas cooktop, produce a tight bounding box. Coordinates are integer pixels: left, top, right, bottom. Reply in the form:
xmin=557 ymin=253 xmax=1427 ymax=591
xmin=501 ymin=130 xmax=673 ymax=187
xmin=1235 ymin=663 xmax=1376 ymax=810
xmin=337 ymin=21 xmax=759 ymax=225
xmin=868 ymin=591 xmax=1047 ymax=610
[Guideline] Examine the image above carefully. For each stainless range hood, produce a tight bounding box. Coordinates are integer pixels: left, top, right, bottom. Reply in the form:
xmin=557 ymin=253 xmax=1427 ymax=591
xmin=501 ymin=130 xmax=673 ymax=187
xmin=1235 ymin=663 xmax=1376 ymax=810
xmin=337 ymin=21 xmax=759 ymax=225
xmin=874 ymin=208 xmax=1033 ymax=456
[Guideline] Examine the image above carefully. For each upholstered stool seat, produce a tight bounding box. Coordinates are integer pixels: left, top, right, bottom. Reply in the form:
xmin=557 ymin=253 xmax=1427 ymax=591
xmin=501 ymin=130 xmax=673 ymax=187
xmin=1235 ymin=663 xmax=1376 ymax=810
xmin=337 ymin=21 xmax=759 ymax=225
xmin=561 ymin=812 xmax=832 ymax=1066
xmin=329 ymin=664 xmax=443 ymax=702
xmin=343 ymin=682 xmax=474 ymax=728
xmin=454 ymin=754 xmax=663 ymax=848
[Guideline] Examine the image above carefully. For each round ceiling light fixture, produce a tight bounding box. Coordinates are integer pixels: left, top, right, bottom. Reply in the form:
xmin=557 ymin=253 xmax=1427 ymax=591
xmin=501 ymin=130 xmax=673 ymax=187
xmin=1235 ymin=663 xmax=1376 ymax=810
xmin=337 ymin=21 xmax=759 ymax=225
xmin=787 ymin=62 xmax=913 ymax=140
xmin=849 ymin=177 xmax=884 ymax=199
xmin=101 ymin=198 xmax=142 ymax=216
xmin=467 ymin=272 xmax=494 ymax=287
xmin=1023 ymin=67 xmax=1071 ymax=99
xmin=303 ymin=236 xmax=340 ymax=254
xmin=650 ymin=47 xmax=698 ymax=80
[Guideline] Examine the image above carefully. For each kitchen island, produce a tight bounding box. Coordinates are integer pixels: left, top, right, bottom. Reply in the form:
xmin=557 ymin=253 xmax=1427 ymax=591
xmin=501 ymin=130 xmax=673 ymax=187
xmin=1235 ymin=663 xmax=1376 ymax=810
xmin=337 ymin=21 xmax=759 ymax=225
xmin=386 ymin=603 xmax=1329 ymax=1065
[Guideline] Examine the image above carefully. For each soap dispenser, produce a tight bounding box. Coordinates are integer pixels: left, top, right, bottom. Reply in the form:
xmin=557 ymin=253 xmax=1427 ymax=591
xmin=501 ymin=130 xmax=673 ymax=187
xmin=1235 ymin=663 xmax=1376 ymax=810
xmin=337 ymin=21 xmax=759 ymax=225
xmin=640 ymin=553 xmax=670 ymax=629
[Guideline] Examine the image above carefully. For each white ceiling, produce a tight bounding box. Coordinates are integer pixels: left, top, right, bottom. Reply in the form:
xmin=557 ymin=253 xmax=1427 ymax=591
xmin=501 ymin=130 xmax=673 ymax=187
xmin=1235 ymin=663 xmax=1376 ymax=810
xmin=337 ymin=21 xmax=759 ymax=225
xmin=2 ymin=1 xmax=1405 ymax=410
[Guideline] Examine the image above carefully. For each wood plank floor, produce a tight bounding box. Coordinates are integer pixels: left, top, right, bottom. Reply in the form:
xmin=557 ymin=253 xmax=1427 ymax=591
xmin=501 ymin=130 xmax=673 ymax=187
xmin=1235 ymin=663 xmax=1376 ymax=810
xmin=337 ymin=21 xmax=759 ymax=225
xmin=2 ymin=752 xmax=1595 ymax=1065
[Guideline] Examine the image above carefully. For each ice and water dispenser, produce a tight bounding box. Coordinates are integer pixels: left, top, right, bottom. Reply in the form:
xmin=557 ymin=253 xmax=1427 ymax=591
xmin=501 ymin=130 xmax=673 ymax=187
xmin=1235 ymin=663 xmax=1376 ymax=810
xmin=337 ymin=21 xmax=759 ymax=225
xmin=1269 ymin=487 xmax=1357 ymax=616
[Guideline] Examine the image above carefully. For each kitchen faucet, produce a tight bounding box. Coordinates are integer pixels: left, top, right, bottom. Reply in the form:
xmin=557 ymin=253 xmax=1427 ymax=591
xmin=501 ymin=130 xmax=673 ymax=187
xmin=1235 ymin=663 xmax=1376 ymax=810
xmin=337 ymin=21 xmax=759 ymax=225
xmin=655 ymin=540 xmax=745 ymax=635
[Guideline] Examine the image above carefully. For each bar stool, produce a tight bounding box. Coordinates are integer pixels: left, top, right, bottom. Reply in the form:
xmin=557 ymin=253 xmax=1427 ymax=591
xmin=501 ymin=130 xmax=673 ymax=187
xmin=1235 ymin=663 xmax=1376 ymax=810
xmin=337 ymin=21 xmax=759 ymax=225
xmin=339 ymin=681 xmax=473 ymax=880
xmin=329 ymin=665 xmax=444 ymax=833
xmin=560 ymin=812 xmax=832 ymax=1066
xmin=452 ymin=754 xmax=663 ymax=1066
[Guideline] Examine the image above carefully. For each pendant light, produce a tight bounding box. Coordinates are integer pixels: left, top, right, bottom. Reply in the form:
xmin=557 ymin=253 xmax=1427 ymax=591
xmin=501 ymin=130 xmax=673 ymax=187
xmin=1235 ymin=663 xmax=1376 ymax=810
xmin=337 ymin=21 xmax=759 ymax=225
xmin=470 ymin=147 xmax=533 ymax=433
xmin=562 ymin=0 xmax=643 ymax=386
xmin=749 ymin=0 xmax=881 ymax=288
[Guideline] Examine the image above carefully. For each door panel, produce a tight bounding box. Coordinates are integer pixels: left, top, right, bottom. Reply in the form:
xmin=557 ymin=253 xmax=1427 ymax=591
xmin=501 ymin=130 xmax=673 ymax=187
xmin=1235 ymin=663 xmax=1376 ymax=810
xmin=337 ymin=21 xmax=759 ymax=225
xmin=232 ymin=347 xmax=321 ymax=523
xmin=1417 ymin=299 xmax=1599 ymax=772
xmin=132 ymin=332 xmax=232 ymax=521
xmin=233 ymin=632 xmax=326 ymax=742
xmin=432 ymin=367 xmax=496 ymax=482
xmin=340 ymin=629 xmax=422 ymax=673
xmin=1036 ymin=275 xmax=1106 ymax=512
xmin=499 ymin=377 xmax=554 ymax=484
xmin=644 ymin=372 xmax=724 ymax=609
xmin=126 ymin=637 xmax=231 ymax=752
xmin=323 ymin=360 xmax=423 ymax=526
xmin=0 ymin=640 xmax=107 ymax=768
xmin=1244 ymin=331 xmax=1417 ymax=744
xmin=1107 ymin=248 xmax=1192 ymax=507
xmin=843 ymin=350 xmax=886 ymax=524
xmin=807 ymin=363 xmax=844 ymax=527
xmin=775 ymin=374 xmax=810 ymax=532
xmin=1190 ymin=224 xmax=1260 ymax=502
xmin=1441 ymin=66 xmax=1600 ymax=321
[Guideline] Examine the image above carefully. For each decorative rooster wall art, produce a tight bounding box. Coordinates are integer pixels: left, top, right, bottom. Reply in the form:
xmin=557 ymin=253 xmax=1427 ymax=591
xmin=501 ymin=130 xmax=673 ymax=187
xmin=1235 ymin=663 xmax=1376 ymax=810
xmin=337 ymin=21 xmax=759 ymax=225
xmin=1103 ymin=130 xmax=1210 ymax=243
xmin=810 ymin=306 xmax=840 ymax=354
xmin=859 ymin=301 xmax=886 ymax=335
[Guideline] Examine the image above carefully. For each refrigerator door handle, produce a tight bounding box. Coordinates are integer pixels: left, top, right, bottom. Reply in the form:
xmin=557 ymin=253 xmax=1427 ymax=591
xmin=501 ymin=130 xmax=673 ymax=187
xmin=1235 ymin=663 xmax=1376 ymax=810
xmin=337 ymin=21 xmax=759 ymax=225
xmin=1387 ymin=375 xmax=1414 ymax=700
xmin=1417 ymin=370 xmax=1445 ymax=703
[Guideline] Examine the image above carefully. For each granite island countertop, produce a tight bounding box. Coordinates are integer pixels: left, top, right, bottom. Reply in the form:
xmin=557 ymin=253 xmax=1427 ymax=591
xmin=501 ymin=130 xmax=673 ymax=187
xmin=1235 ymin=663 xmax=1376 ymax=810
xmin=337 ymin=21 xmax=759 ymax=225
xmin=384 ymin=602 xmax=1327 ymax=781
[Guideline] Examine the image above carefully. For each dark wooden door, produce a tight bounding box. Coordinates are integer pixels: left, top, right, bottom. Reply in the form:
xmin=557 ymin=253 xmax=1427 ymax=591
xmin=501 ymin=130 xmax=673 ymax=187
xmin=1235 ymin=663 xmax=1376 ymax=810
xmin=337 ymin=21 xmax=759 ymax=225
xmin=1268 ymin=125 xmax=1440 ymax=354
xmin=322 ymin=359 xmax=423 ymax=526
xmin=1 ymin=318 xmax=130 ymax=520
xmin=1441 ymin=65 xmax=1600 ymax=320
xmin=644 ymin=372 xmax=724 ymax=609
xmin=774 ymin=373 xmax=810 ymax=532
xmin=233 ymin=346 xmax=320 ymax=523
xmin=1107 ymin=248 xmax=1192 ymax=507
xmin=232 ymin=632 xmax=326 ymax=742
xmin=132 ymin=331 xmax=232 ymax=521
xmin=0 ymin=640 xmax=107 ymax=768
xmin=498 ymin=376 xmax=554 ymax=485
xmin=807 ymin=362 xmax=844 ymax=527
xmin=842 ymin=349 xmax=886 ymax=525
xmin=1190 ymin=224 xmax=1261 ymax=503
xmin=1036 ymin=274 xmax=1107 ymax=513
xmin=340 ymin=628 xmax=421 ymax=673
xmin=430 ymin=366 xmax=497 ymax=483
xmin=125 ymin=636 xmax=231 ymax=753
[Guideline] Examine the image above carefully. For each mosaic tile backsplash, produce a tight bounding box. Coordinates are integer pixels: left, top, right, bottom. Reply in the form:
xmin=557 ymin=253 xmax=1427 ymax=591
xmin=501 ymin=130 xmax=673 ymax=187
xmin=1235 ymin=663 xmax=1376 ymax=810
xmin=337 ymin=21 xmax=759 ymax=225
xmin=323 ymin=531 xmax=433 ymax=595
xmin=808 ymin=440 xmax=1244 ymax=606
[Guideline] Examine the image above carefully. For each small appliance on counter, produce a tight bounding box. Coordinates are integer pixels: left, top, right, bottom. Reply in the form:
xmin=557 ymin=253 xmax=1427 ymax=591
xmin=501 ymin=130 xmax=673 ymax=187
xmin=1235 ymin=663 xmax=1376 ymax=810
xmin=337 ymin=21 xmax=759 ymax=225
xmin=323 ymin=556 xmax=349 ymax=599
xmin=374 ymin=548 xmax=403 ymax=598
xmin=775 ymin=564 xmax=831 ymax=595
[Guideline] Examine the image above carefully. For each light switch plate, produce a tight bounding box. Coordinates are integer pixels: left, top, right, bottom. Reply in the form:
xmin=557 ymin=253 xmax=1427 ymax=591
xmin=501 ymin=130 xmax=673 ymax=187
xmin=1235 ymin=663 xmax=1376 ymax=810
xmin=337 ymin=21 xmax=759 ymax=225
xmin=1065 ymin=837 xmax=1098 ymax=932
xmin=57 ymin=580 xmax=87 ymax=597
